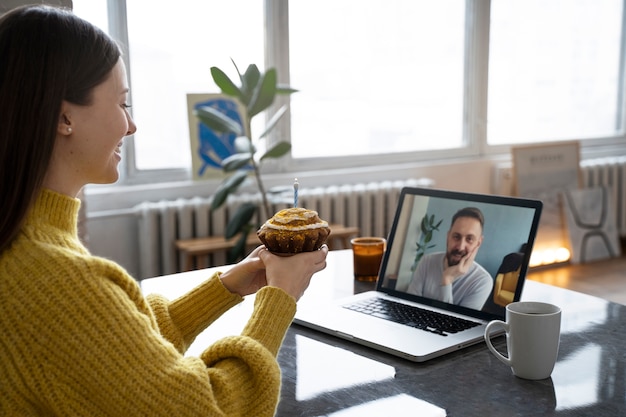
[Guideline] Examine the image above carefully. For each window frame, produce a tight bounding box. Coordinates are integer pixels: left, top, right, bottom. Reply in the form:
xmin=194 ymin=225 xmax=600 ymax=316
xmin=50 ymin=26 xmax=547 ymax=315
xmin=103 ymin=0 xmax=626 ymax=186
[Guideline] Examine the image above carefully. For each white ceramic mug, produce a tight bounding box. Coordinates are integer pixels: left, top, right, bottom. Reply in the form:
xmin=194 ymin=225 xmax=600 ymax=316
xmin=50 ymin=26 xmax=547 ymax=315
xmin=484 ymin=301 xmax=561 ymax=380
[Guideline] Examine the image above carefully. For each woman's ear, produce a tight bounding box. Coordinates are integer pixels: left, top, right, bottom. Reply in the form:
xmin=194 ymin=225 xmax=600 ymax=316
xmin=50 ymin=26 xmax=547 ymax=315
xmin=58 ymin=105 xmax=73 ymax=136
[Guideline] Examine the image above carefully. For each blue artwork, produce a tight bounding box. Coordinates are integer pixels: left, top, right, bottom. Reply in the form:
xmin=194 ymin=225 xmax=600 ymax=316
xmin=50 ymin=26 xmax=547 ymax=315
xmin=193 ymin=97 xmax=245 ymax=176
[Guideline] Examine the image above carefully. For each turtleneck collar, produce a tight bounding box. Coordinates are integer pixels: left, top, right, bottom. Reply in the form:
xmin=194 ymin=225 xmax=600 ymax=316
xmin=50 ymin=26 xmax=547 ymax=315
xmin=29 ymin=189 xmax=81 ymax=236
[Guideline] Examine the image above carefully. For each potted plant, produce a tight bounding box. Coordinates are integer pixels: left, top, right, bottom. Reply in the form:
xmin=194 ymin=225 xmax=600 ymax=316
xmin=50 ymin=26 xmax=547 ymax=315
xmin=411 ymin=213 xmax=442 ymax=271
xmin=193 ymin=59 xmax=297 ymax=261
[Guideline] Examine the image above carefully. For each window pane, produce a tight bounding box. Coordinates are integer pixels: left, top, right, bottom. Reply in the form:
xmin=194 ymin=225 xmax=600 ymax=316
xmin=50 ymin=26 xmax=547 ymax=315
xmin=125 ymin=0 xmax=264 ymax=170
xmin=72 ymin=0 xmax=108 ymax=32
xmin=289 ymin=1 xmax=466 ymax=159
xmin=488 ymin=0 xmax=624 ymax=145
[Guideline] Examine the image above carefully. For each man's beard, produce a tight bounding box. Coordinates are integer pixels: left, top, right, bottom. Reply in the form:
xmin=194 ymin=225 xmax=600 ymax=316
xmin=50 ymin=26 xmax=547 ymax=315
xmin=446 ymin=249 xmax=467 ymax=266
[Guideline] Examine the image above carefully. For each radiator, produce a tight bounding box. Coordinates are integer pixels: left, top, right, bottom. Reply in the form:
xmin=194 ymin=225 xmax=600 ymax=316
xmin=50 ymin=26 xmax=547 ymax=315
xmin=135 ymin=178 xmax=431 ymax=279
xmin=493 ymin=155 xmax=626 ymax=238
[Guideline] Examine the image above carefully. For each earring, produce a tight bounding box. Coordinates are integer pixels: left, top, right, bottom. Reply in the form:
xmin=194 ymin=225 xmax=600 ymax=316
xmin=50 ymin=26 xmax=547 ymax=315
xmin=67 ymin=127 xmax=72 ymax=134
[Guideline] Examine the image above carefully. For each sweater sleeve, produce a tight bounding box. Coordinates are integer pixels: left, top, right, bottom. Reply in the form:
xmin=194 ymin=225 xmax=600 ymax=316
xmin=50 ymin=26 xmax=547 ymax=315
xmin=146 ymin=272 xmax=243 ymax=353
xmin=146 ymin=273 xmax=296 ymax=357
xmin=199 ymin=287 xmax=296 ymax=414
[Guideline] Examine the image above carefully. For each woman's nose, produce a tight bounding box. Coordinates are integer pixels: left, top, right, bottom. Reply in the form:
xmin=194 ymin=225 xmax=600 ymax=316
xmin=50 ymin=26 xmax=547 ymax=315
xmin=126 ymin=115 xmax=137 ymax=135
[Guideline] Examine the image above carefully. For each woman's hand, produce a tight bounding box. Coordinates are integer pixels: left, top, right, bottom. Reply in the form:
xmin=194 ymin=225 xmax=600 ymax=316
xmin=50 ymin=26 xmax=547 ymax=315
xmin=219 ymin=246 xmax=269 ymax=297
xmin=219 ymin=245 xmax=328 ymax=300
xmin=260 ymin=245 xmax=328 ymax=301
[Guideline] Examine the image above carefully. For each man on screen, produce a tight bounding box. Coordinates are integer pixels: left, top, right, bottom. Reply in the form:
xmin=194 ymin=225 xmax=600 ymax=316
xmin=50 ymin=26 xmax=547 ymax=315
xmin=407 ymin=207 xmax=493 ymax=310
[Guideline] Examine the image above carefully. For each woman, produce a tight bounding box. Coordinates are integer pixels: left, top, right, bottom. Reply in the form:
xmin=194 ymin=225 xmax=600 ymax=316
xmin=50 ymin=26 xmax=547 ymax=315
xmin=0 ymin=5 xmax=327 ymax=416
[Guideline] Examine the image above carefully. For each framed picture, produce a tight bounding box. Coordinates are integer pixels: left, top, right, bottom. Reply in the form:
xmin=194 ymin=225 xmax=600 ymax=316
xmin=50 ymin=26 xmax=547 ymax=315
xmin=512 ymin=141 xmax=582 ymax=196
xmin=511 ymin=141 xmax=582 ymax=260
xmin=561 ymin=187 xmax=622 ymax=264
xmin=186 ymin=93 xmax=248 ymax=180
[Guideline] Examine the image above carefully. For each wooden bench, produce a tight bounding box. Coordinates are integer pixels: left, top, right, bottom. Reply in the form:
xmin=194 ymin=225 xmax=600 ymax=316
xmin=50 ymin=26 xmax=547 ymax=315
xmin=175 ymin=224 xmax=360 ymax=271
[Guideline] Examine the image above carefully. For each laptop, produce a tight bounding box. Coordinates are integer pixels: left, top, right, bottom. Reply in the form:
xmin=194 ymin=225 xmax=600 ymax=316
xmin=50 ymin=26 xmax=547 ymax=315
xmin=294 ymin=187 xmax=543 ymax=362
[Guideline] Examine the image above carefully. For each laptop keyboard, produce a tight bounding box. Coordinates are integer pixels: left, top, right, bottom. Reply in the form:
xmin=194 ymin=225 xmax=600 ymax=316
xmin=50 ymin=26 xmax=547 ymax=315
xmin=343 ymin=298 xmax=481 ymax=336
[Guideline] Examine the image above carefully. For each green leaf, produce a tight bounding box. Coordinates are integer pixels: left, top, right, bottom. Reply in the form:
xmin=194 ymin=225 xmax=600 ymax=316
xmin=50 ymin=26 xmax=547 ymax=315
xmin=211 ymin=186 xmax=231 ymax=211
xmin=210 ymin=66 xmax=242 ymax=98
xmin=227 ymin=223 xmax=254 ymax=263
xmin=248 ymin=68 xmax=277 ymax=117
xmin=420 ymin=216 xmax=429 ymax=235
xmin=276 ymin=84 xmax=298 ymax=95
xmin=260 ymin=141 xmax=291 ymax=160
xmin=194 ymin=105 xmax=243 ymax=136
xmin=228 ymin=233 xmax=247 ymax=263
xmin=210 ymin=171 xmax=248 ymax=210
xmin=411 ymin=252 xmax=424 ymax=271
xmin=259 ymin=105 xmax=287 ymax=139
xmin=230 ymin=58 xmax=242 ymax=80
xmin=222 ymin=153 xmax=252 ymax=172
xmin=225 ymin=203 xmax=257 ymax=239
xmin=240 ymin=64 xmax=261 ymax=106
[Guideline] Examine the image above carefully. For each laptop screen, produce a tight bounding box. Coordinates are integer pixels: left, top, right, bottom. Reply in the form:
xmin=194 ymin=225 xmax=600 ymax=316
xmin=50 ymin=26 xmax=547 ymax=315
xmin=377 ymin=187 xmax=543 ymax=319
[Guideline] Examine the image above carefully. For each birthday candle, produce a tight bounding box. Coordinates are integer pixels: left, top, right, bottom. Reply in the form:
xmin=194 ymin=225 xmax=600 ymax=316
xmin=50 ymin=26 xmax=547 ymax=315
xmin=294 ymin=178 xmax=299 ymax=208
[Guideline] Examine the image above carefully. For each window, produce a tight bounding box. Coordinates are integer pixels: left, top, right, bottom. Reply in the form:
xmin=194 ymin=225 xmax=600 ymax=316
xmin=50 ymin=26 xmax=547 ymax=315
xmin=72 ymin=0 xmax=626 ymax=184
xmin=288 ymin=1 xmax=466 ymax=158
xmin=125 ymin=0 xmax=264 ymax=171
xmin=72 ymin=0 xmax=107 ymax=31
xmin=74 ymin=0 xmax=264 ymax=173
xmin=488 ymin=0 xmax=624 ymax=144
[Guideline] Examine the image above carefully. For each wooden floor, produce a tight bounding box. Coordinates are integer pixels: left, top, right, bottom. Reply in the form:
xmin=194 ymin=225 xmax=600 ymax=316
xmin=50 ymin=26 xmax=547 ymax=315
xmin=528 ymin=253 xmax=626 ymax=305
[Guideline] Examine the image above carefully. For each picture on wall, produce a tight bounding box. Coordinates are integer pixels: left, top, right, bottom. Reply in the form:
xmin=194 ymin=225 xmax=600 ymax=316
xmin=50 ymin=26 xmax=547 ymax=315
xmin=511 ymin=141 xmax=582 ymax=260
xmin=186 ymin=93 xmax=248 ymax=180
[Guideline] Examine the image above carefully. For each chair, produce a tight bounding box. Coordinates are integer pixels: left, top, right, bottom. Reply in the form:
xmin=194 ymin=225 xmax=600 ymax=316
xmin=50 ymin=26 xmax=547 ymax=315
xmin=493 ymin=252 xmax=524 ymax=307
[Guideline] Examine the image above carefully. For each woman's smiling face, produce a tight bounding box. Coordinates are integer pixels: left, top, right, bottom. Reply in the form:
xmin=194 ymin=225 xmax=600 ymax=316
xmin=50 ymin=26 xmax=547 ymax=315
xmin=47 ymin=58 xmax=137 ymax=196
xmin=69 ymin=58 xmax=137 ymax=184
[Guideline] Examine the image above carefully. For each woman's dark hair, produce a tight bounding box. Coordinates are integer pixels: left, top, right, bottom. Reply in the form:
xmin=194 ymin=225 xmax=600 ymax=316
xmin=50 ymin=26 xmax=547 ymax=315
xmin=0 ymin=5 xmax=121 ymax=253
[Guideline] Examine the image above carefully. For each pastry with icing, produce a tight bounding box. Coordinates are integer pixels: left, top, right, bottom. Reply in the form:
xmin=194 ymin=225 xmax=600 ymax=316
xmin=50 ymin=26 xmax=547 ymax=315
xmin=257 ymin=208 xmax=330 ymax=254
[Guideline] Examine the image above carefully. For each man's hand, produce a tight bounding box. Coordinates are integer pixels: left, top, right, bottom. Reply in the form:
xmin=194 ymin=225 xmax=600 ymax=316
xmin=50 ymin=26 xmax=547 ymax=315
xmin=442 ymin=245 xmax=479 ymax=286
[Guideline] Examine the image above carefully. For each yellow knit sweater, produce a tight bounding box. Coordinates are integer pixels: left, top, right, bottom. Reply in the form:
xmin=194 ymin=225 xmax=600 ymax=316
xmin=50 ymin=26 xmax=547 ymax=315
xmin=0 ymin=189 xmax=296 ymax=416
